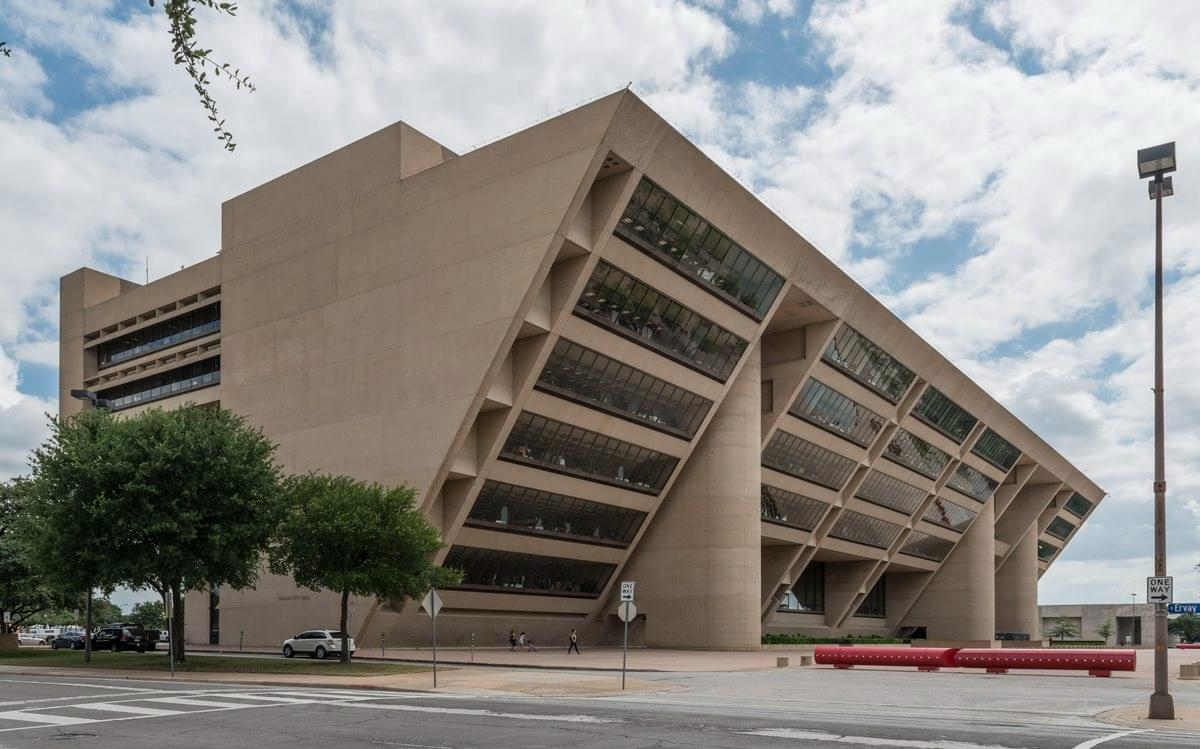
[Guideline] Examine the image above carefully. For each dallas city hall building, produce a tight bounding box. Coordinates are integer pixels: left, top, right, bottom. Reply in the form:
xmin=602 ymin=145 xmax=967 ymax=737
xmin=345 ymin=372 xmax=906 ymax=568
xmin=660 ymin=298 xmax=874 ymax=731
xmin=59 ymin=91 xmax=1103 ymax=649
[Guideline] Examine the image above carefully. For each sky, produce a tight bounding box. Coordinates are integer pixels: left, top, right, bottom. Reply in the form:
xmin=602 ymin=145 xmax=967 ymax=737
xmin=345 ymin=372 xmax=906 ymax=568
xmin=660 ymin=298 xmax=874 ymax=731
xmin=1 ymin=0 xmax=1199 ymax=612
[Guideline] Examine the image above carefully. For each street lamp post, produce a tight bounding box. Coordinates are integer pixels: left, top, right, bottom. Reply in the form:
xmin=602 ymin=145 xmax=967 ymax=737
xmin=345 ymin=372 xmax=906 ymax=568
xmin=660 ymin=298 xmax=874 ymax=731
xmin=67 ymin=389 xmax=113 ymax=664
xmin=1136 ymin=141 xmax=1176 ymax=721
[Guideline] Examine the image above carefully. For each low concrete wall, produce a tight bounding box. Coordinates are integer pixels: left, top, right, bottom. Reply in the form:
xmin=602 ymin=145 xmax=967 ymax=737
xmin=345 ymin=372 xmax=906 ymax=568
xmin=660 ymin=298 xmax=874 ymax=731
xmin=0 ymin=633 xmax=17 ymax=652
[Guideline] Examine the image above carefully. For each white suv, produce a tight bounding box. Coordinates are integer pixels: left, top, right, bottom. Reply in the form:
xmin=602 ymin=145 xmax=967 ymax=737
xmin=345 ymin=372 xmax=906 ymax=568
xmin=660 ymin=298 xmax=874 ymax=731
xmin=281 ymin=629 xmax=356 ymax=660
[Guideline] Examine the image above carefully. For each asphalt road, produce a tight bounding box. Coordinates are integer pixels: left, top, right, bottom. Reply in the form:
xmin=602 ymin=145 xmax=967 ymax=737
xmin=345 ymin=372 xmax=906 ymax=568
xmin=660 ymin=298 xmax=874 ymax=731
xmin=0 ymin=672 xmax=1196 ymax=748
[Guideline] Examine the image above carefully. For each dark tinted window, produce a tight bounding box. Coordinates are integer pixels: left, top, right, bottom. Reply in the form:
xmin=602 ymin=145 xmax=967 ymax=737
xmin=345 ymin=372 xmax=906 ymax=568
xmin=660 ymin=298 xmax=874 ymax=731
xmin=855 ymin=470 xmax=928 ymax=515
xmin=971 ymin=428 xmax=1021 ymax=471
xmin=947 ymin=463 xmax=999 ymax=502
xmin=616 ymin=178 xmax=785 ymax=318
xmin=912 ymin=387 xmax=977 ymax=443
xmin=97 ymin=302 xmax=220 ymax=368
xmin=1064 ymin=492 xmax=1093 ymax=518
xmin=444 ymin=546 xmax=615 ymax=598
xmin=1037 ymin=540 xmax=1058 ymax=561
xmin=822 ymin=325 xmax=915 ymax=402
xmin=856 ymin=577 xmax=886 ymax=618
xmin=97 ymin=356 xmax=220 ymax=411
xmin=900 ymin=531 xmax=954 ymax=562
xmin=829 ymin=510 xmax=902 ymax=549
xmin=779 ymin=561 xmax=825 ymax=613
xmin=923 ymin=496 xmax=976 ymax=532
xmin=790 ymin=379 xmax=885 ymax=446
xmin=1046 ymin=516 xmax=1076 ymax=540
xmin=467 ymin=481 xmax=645 ymax=547
xmin=883 ymin=428 xmax=951 ymax=479
xmin=762 ymin=431 xmax=857 ymax=490
xmin=575 ymin=262 xmax=748 ymax=381
xmin=761 ymin=485 xmax=829 ymax=531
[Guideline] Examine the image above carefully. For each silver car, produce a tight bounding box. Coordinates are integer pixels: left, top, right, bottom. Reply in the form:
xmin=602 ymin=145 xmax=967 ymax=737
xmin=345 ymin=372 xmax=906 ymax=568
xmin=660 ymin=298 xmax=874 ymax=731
xmin=281 ymin=629 xmax=356 ymax=660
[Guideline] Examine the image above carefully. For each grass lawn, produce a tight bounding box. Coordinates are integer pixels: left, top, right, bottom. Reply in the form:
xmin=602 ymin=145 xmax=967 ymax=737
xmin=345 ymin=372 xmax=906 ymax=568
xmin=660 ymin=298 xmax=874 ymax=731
xmin=0 ymin=648 xmax=431 ymax=676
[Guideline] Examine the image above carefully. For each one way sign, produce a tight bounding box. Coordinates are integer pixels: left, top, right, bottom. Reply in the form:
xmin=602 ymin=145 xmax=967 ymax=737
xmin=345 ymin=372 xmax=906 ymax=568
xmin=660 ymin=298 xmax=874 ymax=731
xmin=1147 ymin=576 xmax=1173 ymax=605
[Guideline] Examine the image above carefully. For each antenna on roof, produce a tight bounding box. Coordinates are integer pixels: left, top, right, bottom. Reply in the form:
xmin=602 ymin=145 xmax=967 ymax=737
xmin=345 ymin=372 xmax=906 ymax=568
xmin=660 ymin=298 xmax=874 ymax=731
xmin=145 ymin=257 xmax=149 ymax=284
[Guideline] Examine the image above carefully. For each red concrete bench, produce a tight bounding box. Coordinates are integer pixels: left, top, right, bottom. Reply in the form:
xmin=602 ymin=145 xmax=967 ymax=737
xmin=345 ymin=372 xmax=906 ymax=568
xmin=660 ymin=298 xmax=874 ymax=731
xmin=954 ymin=648 xmax=1136 ymax=677
xmin=814 ymin=646 xmax=959 ymax=672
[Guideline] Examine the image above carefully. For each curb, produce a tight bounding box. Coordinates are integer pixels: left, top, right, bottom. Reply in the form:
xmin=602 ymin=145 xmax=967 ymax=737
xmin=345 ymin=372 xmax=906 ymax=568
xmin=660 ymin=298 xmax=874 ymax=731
xmin=186 ymin=647 xmax=670 ymax=673
xmin=0 ymin=666 xmax=436 ymax=694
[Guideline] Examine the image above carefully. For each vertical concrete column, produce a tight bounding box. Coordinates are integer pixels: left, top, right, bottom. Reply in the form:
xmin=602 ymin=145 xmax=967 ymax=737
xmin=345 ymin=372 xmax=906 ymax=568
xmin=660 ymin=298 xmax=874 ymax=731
xmin=630 ymin=348 xmax=762 ymax=649
xmin=994 ymin=529 xmax=1040 ymax=639
xmin=906 ymin=502 xmax=996 ymax=642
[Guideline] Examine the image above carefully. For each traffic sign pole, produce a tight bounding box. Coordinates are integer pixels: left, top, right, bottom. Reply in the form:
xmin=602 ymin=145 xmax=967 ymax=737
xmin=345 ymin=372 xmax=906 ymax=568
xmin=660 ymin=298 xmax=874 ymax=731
xmin=421 ymin=589 xmax=443 ymax=689
xmin=617 ymin=598 xmax=636 ymax=690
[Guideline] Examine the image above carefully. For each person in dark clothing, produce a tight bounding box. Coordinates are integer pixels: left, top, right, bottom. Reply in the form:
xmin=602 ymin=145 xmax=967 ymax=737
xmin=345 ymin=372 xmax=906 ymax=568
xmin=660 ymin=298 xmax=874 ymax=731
xmin=509 ymin=629 xmax=517 ymax=651
xmin=568 ymin=628 xmax=580 ymax=654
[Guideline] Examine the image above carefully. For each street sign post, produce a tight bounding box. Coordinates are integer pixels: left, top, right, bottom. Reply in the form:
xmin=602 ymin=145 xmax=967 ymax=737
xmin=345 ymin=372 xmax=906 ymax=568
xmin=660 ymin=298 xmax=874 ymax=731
xmin=1167 ymin=603 xmax=1199 ymax=615
xmin=421 ymin=589 xmax=443 ymax=687
xmin=620 ymin=581 xmax=636 ymax=602
xmin=1148 ymin=576 xmax=1173 ymax=606
xmin=618 ymin=599 xmax=636 ymax=690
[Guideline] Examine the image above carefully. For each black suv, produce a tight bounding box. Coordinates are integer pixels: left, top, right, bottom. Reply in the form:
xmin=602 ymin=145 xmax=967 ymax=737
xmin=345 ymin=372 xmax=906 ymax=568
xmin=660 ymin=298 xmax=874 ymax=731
xmin=93 ymin=624 xmax=154 ymax=652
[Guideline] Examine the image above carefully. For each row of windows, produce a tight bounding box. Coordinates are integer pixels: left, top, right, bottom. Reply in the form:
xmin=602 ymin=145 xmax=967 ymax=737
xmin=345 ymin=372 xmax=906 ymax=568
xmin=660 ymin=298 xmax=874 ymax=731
xmin=1064 ymin=492 xmax=1093 ymax=518
xmin=97 ymin=303 xmax=220 ymax=368
xmin=97 ymin=357 xmax=220 ymax=411
xmin=972 ymin=428 xmax=1021 ymax=472
xmin=779 ymin=561 xmax=825 ymax=613
xmin=536 ymin=339 xmax=711 ymax=438
xmin=1045 ymin=515 xmax=1077 ymax=541
xmin=946 ymin=463 xmax=999 ymax=502
xmin=1037 ymin=540 xmax=1059 ymax=562
xmin=912 ymin=387 xmax=977 ymax=444
xmin=790 ymin=379 xmax=884 ymax=447
xmin=443 ymin=546 xmax=615 ymax=598
xmin=856 ymin=577 xmax=886 ymax=618
xmin=616 ymin=178 xmax=785 ymax=318
xmin=822 ymin=325 xmax=915 ymax=403
xmin=761 ymin=431 xmax=858 ymax=491
xmin=855 ymin=470 xmax=927 ymax=516
xmin=465 ymin=481 xmax=646 ymax=547
xmin=883 ymin=428 xmax=951 ymax=480
xmin=761 ymin=485 xmax=829 ymax=531
xmin=829 ymin=510 xmax=902 ymax=549
xmin=501 ymin=412 xmax=678 ymax=494
xmin=923 ymin=496 xmax=977 ymax=532
xmin=576 ymin=262 xmax=747 ymax=382
xmin=900 ymin=531 xmax=955 ymax=562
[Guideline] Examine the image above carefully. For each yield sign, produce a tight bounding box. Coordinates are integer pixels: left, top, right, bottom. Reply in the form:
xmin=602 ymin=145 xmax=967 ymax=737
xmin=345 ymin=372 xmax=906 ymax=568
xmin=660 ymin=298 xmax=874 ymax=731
xmin=421 ymin=589 xmax=443 ymax=618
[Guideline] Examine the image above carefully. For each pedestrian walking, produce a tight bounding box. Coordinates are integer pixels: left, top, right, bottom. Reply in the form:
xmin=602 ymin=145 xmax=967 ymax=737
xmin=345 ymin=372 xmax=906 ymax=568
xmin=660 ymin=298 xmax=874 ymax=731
xmin=568 ymin=628 xmax=580 ymax=654
xmin=525 ymin=633 xmax=538 ymax=652
xmin=509 ymin=629 xmax=517 ymax=651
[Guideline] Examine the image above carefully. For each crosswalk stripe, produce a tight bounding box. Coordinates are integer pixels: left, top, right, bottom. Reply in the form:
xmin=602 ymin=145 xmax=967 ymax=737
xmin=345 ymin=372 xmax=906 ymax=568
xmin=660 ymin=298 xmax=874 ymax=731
xmin=207 ymin=694 xmax=318 ymax=704
xmin=71 ymin=703 xmax=184 ymax=717
xmin=0 ymin=710 xmax=96 ymax=726
xmin=145 ymin=697 xmax=259 ymax=709
xmin=268 ymin=691 xmax=378 ymax=702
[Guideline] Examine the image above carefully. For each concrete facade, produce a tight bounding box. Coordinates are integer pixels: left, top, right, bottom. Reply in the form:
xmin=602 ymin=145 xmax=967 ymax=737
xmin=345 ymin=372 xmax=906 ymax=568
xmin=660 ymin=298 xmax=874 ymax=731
xmin=1039 ymin=603 xmax=1166 ymax=647
xmin=58 ymin=92 xmax=1104 ymax=651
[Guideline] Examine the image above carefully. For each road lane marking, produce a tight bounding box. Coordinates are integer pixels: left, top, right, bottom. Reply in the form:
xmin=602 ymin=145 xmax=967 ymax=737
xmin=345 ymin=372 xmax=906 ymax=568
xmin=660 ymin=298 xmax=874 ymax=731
xmin=268 ymin=691 xmax=380 ymax=702
xmin=0 ymin=711 xmax=96 ymax=726
xmin=206 ymin=694 xmax=319 ymax=704
xmin=70 ymin=703 xmax=185 ymax=717
xmin=343 ymin=703 xmax=620 ymax=723
xmin=742 ymin=729 xmax=1020 ymax=748
xmin=144 ymin=697 xmax=262 ymax=709
xmin=1072 ymin=729 xmax=1151 ymax=749
xmin=0 ymin=678 xmax=159 ymax=692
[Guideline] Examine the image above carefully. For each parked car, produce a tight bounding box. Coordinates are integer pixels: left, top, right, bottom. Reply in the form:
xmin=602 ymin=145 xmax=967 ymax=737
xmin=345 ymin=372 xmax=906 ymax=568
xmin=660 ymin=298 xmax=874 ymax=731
xmin=92 ymin=624 xmax=154 ymax=652
xmin=51 ymin=632 xmax=87 ymax=650
xmin=281 ymin=629 xmax=356 ymax=660
xmin=17 ymin=632 xmax=46 ymax=646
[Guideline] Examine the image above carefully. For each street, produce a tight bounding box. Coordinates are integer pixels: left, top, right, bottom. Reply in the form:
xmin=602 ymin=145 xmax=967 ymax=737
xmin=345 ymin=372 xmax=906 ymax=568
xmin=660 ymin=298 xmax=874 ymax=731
xmin=0 ymin=671 xmax=1197 ymax=748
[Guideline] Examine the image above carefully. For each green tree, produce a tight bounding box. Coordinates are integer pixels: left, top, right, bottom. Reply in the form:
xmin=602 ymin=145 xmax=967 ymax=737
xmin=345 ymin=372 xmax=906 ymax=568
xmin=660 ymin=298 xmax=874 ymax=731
xmin=107 ymin=405 xmax=281 ymax=664
xmin=2 ymin=2 xmax=253 ymax=151
xmin=21 ymin=410 xmax=132 ymax=661
xmin=1096 ymin=618 xmax=1115 ymax=646
xmin=128 ymin=600 xmax=167 ymax=630
xmin=271 ymin=475 xmax=461 ymax=664
xmin=1169 ymin=613 xmax=1200 ymax=643
xmin=1048 ymin=617 xmax=1079 ymax=642
xmin=0 ymin=480 xmax=78 ymax=635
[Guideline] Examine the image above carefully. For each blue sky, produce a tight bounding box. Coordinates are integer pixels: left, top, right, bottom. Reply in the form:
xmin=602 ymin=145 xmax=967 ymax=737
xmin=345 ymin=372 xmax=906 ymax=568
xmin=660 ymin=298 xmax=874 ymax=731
xmin=2 ymin=0 xmax=1200 ymax=610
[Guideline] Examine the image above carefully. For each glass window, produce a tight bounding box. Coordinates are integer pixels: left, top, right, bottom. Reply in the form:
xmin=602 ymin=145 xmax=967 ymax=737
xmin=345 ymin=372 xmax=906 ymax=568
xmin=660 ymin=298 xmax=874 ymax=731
xmin=761 ymin=431 xmax=858 ymax=490
xmin=500 ymin=412 xmax=678 ymax=494
xmin=761 ymin=485 xmax=829 ymax=531
xmin=575 ymin=262 xmax=749 ymax=382
xmin=883 ymin=428 xmax=951 ymax=479
xmin=829 ymin=510 xmax=902 ymax=549
xmin=947 ymin=463 xmax=999 ymax=502
xmin=443 ymin=546 xmax=616 ymax=598
xmin=96 ymin=356 xmax=221 ymax=411
xmin=971 ymin=428 xmax=1021 ymax=472
xmin=1064 ymin=492 xmax=1093 ymax=518
xmin=855 ymin=470 xmax=927 ymax=515
xmin=900 ymin=531 xmax=954 ymax=562
xmin=822 ymin=324 xmax=915 ymax=402
xmin=536 ymin=339 xmax=712 ymax=438
xmin=466 ymin=481 xmax=646 ymax=547
xmin=1045 ymin=516 xmax=1076 ymax=540
xmin=912 ymin=387 xmax=977 ymax=444
xmin=922 ymin=496 xmax=977 ymax=532
xmin=616 ymin=177 xmax=785 ymax=318
xmin=856 ymin=576 xmax=886 ymax=618
xmin=1037 ymin=540 xmax=1059 ymax=562
xmin=97 ymin=302 xmax=221 ymax=368
xmin=779 ymin=561 xmax=825 ymax=613
xmin=790 ymin=379 xmax=885 ymax=447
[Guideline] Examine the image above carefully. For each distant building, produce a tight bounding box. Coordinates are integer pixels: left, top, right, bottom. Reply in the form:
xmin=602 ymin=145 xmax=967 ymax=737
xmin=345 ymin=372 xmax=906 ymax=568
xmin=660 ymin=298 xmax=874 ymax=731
xmin=60 ymin=91 xmax=1103 ymax=649
xmin=1039 ymin=603 xmax=1165 ymax=647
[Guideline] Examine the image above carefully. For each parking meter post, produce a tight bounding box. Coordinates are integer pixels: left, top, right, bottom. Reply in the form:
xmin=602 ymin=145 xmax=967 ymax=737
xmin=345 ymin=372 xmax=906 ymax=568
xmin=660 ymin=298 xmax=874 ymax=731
xmin=381 ymin=631 xmax=385 ymax=659
xmin=239 ymin=628 xmax=244 ymax=652
xmin=470 ymin=632 xmax=475 ymax=663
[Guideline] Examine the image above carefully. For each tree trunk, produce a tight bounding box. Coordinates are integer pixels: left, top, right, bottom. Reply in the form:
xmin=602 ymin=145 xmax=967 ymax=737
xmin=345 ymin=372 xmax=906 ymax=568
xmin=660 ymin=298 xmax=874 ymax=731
xmin=84 ymin=588 xmax=92 ymax=663
xmin=339 ymin=589 xmax=351 ymax=664
xmin=171 ymin=584 xmax=186 ymax=664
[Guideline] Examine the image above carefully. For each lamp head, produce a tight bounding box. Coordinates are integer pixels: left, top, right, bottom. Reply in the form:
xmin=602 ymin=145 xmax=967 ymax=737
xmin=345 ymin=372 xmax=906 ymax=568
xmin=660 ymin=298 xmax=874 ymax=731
xmin=1137 ymin=141 xmax=1176 ymax=179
